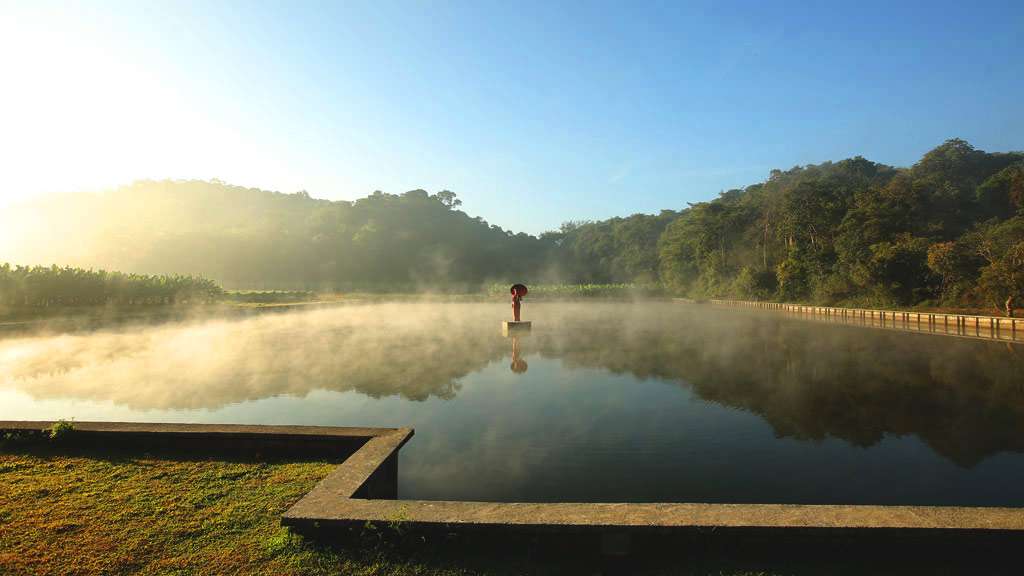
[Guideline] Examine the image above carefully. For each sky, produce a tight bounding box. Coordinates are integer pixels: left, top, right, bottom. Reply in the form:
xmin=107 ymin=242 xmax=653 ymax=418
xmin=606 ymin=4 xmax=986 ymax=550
xmin=1 ymin=0 xmax=1022 ymax=234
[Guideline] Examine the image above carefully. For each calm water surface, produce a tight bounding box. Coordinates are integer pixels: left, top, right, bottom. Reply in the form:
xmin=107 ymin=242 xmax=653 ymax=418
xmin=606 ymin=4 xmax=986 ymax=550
xmin=3 ymin=302 xmax=1024 ymax=506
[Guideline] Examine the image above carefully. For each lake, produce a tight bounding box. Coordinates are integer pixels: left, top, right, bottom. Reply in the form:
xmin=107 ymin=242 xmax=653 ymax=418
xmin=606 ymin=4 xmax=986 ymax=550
xmin=2 ymin=301 xmax=1024 ymax=506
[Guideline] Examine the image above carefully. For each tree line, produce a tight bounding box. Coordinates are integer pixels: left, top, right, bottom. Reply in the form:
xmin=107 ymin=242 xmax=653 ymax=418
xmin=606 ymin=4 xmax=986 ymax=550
xmin=1 ymin=182 xmax=547 ymax=291
xmin=1 ymin=138 xmax=1021 ymax=314
xmin=654 ymin=139 xmax=1024 ymax=315
xmin=0 ymin=264 xmax=223 ymax=308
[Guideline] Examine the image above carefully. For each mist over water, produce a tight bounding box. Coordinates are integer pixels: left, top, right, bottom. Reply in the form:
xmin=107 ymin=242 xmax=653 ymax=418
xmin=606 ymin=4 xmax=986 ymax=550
xmin=1 ymin=303 xmax=507 ymax=408
xmin=3 ymin=301 xmax=1024 ymax=505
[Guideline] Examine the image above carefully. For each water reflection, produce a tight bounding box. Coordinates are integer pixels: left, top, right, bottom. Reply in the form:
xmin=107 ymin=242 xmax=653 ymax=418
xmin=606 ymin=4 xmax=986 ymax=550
xmin=2 ymin=302 xmax=1024 ymax=470
xmin=534 ymin=307 xmax=1024 ymax=468
xmin=509 ymin=335 xmax=528 ymax=374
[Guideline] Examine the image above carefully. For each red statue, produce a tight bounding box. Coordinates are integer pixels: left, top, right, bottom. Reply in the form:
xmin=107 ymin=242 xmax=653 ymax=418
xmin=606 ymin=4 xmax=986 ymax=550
xmin=510 ymin=284 xmax=528 ymax=322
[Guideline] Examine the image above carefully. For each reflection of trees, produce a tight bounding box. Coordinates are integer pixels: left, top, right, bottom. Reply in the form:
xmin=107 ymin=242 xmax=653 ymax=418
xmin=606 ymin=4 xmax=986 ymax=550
xmin=5 ymin=302 xmax=1024 ymax=467
xmin=533 ymin=304 xmax=1024 ymax=467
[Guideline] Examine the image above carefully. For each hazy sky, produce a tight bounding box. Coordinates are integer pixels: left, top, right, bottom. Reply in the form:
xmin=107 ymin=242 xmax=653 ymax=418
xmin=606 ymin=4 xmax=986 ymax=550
xmin=1 ymin=0 xmax=1021 ymax=234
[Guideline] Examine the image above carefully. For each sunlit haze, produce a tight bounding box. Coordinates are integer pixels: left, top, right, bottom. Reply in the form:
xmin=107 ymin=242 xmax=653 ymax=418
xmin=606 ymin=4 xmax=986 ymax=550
xmin=1 ymin=0 xmax=1022 ymax=233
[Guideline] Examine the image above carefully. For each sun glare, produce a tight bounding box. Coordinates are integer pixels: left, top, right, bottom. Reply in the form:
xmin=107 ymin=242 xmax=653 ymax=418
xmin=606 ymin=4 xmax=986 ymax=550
xmin=0 ymin=4 xmax=271 ymax=206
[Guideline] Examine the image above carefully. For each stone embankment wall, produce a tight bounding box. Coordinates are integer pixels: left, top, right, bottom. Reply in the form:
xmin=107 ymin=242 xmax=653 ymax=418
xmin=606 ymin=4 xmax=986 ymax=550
xmin=707 ymin=299 xmax=1023 ymax=342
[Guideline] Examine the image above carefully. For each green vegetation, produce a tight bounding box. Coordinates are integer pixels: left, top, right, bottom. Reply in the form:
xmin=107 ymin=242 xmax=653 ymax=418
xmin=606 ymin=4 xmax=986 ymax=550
xmin=47 ymin=420 xmax=74 ymax=441
xmin=0 ymin=267 xmax=341 ymax=322
xmin=485 ymin=283 xmax=664 ymax=299
xmin=542 ymin=210 xmax=680 ymax=284
xmin=1 ymin=185 xmax=546 ymax=290
xmin=0 ymin=443 xmax=343 ymax=575
xmin=223 ymin=290 xmax=319 ymax=304
xmin=0 ymin=264 xmax=222 ymax=309
xmin=2 ymin=139 xmax=1022 ymax=314
xmin=656 ymin=140 xmax=1024 ymax=315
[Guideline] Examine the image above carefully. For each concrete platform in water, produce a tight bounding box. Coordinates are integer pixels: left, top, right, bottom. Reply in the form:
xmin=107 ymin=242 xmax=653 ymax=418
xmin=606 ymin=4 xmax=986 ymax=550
xmin=502 ymin=320 xmax=532 ymax=336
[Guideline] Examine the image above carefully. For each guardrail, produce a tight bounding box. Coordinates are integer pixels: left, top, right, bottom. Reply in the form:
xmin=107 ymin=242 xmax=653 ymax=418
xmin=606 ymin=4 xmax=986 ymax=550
xmin=708 ymin=299 xmax=1023 ymax=343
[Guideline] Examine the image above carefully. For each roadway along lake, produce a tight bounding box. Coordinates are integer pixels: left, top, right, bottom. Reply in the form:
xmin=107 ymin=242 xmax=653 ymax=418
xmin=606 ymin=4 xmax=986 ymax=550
xmin=3 ymin=301 xmax=1024 ymax=506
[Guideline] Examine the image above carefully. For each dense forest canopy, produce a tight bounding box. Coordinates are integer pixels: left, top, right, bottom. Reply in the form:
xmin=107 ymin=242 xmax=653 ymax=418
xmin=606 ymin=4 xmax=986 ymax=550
xmin=2 ymin=139 xmax=1022 ymax=313
xmin=657 ymin=139 xmax=1024 ymax=314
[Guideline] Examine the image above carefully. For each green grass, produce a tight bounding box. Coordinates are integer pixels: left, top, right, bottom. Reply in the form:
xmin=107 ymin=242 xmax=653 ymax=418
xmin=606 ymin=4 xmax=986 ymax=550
xmin=0 ymin=437 xmax=811 ymax=576
xmin=1 ymin=443 xmax=574 ymax=576
xmin=222 ymin=290 xmax=321 ymax=304
xmin=0 ymin=439 xmax=1009 ymax=575
xmin=0 ymin=447 xmax=339 ymax=575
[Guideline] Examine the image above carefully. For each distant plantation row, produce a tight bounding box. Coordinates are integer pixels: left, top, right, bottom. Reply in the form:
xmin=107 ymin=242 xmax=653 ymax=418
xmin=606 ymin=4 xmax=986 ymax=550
xmin=0 ymin=264 xmax=223 ymax=308
xmin=221 ymin=290 xmax=317 ymax=304
xmin=485 ymin=283 xmax=664 ymax=299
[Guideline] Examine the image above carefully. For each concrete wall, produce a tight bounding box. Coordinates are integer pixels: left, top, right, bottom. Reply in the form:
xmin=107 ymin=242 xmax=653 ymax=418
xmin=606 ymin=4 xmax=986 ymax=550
xmin=708 ymin=299 xmax=1024 ymax=343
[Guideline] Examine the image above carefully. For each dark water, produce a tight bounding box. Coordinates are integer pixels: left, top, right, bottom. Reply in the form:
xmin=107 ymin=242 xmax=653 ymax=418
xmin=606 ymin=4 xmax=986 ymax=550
xmin=3 ymin=301 xmax=1024 ymax=506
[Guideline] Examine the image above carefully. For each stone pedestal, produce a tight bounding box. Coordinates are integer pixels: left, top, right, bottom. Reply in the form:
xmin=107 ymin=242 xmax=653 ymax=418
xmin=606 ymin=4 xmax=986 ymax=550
xmin=502 ymin=321 xmax=532 ymax=336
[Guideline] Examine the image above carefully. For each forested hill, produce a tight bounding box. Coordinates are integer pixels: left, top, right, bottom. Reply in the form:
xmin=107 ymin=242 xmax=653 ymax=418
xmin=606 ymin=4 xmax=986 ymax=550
xmin=0 ymin=183 xmax=549 ymax=289
xmin=656 ymin=139 xmax=1024 ymax=314
xmin=2 ymin=139 xmax=1023 ymax=313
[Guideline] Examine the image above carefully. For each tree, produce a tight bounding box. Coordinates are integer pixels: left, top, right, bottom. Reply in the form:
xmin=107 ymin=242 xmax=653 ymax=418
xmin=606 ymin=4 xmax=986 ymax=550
xmin=862 ymin=235 xmax=934 ymax=306
xmin=434 ymin=190 xmax=462 ymax=209
xmin=975 ymin=217 xmax=1024 ymax=316
xmin=733 ymin=266 xmax=778 ymax=300
xmin=977 ymin=162 xmax=1024 ymax=220
xmin=926 ymin=240 xmax=983 ymax=304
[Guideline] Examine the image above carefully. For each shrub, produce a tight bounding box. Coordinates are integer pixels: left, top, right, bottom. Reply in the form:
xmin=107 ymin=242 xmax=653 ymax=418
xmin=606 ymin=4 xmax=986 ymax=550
xmin=48 ymin=420 xmax=75 ymax=441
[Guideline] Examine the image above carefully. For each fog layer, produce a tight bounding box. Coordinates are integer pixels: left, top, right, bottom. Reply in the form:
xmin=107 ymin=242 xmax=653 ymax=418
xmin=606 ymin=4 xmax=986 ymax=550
xmin=3 ymin=302 xmax=1024 ymax=468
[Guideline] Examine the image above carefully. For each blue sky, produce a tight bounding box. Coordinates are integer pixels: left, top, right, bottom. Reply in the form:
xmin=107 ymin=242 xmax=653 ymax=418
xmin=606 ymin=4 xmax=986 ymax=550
xmin=1 ymin=0 xmax=1021 ymax=233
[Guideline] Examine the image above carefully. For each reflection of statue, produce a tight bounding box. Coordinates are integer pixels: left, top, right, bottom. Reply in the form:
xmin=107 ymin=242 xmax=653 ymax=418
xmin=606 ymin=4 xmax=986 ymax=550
xmin=510 ymin=336 xmax=528 ymax=373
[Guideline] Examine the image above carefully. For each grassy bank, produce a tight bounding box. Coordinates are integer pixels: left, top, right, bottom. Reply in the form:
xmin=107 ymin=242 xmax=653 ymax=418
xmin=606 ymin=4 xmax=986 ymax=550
xmin=1 ymin=432 xmax=1014 ymax=575
xmin=0 ymin=299 xmax=352 ymax=333
xmin=0 ymin=440 xmax=778 ymax=576
xmin=2 ymin=440 xmax=606 ymax=576
xmin=0 ymin=442 xmax=340 ymax=575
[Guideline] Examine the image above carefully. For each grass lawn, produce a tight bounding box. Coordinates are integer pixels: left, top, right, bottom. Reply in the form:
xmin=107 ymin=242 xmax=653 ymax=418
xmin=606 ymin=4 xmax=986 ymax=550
xmin=0 ymin=435 xmax=801 ymax=576
xmin=2 ymin=438 xmax=555 ymax=576
xmin=0 ymin=440 xmax=568 ymax=575
xmin=0 ymin=444 xmax=348 ymax=575
xmin=2 ymin=435 xmax=1009 ymax=576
